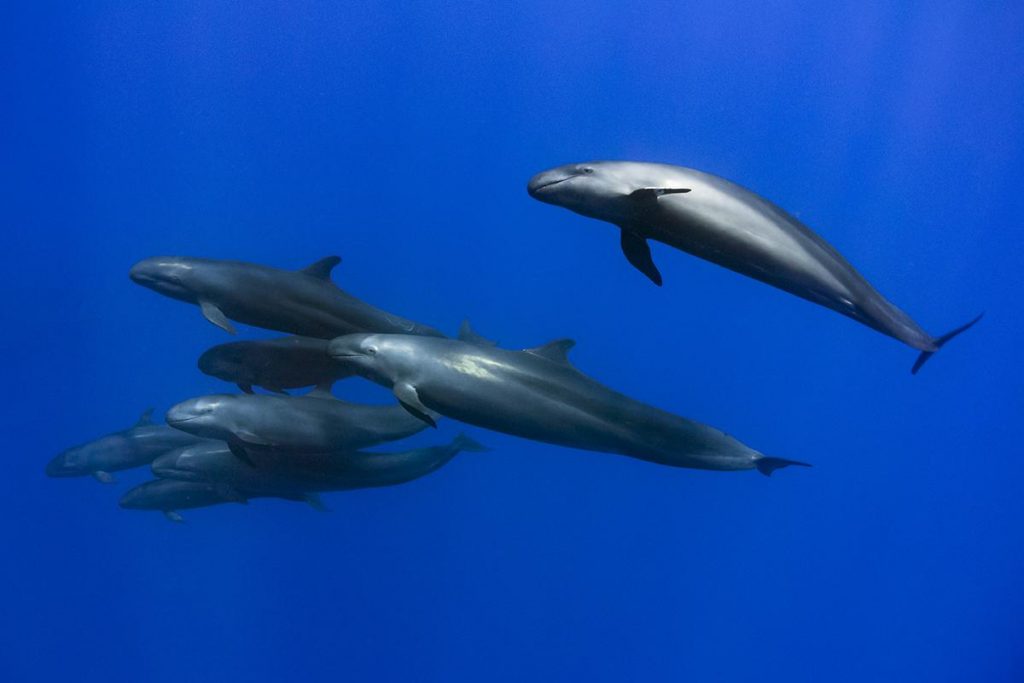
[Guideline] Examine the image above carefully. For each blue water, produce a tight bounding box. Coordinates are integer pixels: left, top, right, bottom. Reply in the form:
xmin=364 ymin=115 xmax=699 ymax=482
xmin=4 ymin=3 xmax=1022 ymax=681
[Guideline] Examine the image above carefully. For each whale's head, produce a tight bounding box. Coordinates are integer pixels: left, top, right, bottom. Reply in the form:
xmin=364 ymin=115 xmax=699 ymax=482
xmin=198 ymin=343 xmax=256 ymax=385
xmin=528 ymin=161 xmax=685 ymax=224
xmin=45 ymin=434 xmax=129 ymax=478
xmin=165 ymin=395 xmax=238 ymax=441
xmin=129 ymin=256 xmax=210 ymax=303
xmin=45 ymin=444 xmax=92 ymax=478
xmin=328 ymin=333 xmax=414 ymax=386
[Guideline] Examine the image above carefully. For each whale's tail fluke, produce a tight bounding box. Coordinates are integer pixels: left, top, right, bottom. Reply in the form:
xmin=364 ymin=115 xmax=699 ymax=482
xmin=911 ymin=312 xmax=984 ymax=375
xmin=756 ymin=456 xmax=812 ymax=477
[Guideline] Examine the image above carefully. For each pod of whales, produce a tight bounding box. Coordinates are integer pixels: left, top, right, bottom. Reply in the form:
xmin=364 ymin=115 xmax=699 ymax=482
xmin=528 ymin=161 xmax=981 ymax=373
xmin=53 ymin=155 xmax=981 ymax=520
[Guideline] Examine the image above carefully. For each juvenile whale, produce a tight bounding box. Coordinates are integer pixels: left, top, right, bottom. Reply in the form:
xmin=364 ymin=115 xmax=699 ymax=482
xmin=45 ymin=409 xmax=207 ymax=483
xmin=328 ymin=334 xmax=806 ymax=475
xmin=198 ymin=336 xmax=354 ymax=394
xmin=165 ymin=387 xmax=429 ymax=463
xmin=119 ymin=479 xmax=248 ymax=522
xmin=129 ymin=255 xmax=445 ymax=339
xmin=528 ymin=161 xmax=981 ymax=372
xmin=151 ymin=434 xmax=486 ymax=501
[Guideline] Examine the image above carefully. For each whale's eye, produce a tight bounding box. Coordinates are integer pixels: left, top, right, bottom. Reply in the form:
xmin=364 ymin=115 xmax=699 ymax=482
xmin=581 ymin=167 xmax=594 ymax=174
xmin=366 ymin=346 xmax=378 ymax=356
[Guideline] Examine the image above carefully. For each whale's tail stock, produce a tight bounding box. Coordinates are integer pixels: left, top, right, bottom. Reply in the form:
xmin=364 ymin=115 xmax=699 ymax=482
xmin=755 ymin=456 xmax=812 ymax=477
xmin=911 ymin=312 xmax=985 ymax=375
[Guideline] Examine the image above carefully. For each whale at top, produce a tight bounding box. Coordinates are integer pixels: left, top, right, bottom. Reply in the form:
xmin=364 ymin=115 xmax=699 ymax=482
xmin=129 ymin=255 xmax=445 ymax=340
xmin=527 ymin=161 xmax=981 ymax=373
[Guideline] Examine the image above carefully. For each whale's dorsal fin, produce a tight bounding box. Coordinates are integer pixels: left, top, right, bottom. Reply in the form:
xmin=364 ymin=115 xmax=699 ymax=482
xmin=458 ymin=319 xmax=497 ymax=347
xmin=300 ymin=256 xmax=341 ymax=281
xmin=525 ymin=339 xmax=576 ymax=365
xmin=134 ymin=408 xmax=155 ymax=428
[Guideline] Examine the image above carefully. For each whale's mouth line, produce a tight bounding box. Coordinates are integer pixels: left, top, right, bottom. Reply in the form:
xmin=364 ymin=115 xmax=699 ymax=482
xmin=168 ymin=415 xmax=201 ymax=425
xmin=331 ymin=353 xmax=364 ymax=359
xmin=532 ymin=176 xmax=573 ymax=192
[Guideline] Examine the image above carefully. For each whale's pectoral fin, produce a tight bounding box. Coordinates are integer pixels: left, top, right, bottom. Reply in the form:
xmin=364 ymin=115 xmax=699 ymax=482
xmin=755 ymin=457 xmax=812 ymax=477
xmin=620 ymin=230 xmax=663 ymax=286
xmin=629 ymin=187 xmax=691 ymax=201
xmin=199 ymin=300 xmax=237 ymax=335
xmin=163 ymin=510 xmax=184 ymax=523
xmin=215 ymin=484 xmax=249 ymax=504
xmin=227 ymin=439 xmax=255 ymax=466
xmin=911 ymin=312 xmax=984 ymax=375
xmin=237 ymin=383 xmax=254 ymax=394
xmin=394 ymin=382 xmax=437 ymax=428
xmin=92 ymin=470 xmax=116 ymax=484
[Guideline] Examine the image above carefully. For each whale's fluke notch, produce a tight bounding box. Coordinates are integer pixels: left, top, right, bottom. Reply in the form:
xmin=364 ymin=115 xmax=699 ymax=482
xmin=755 ymin=457 xmax=812 ymax=477
xmin=911 ymin=312 xmax=985 ymax=375
xmin=300 ymin=256 xmax=341 ymax=280
xmin=620 ymin=230 xmax=663 ymax=286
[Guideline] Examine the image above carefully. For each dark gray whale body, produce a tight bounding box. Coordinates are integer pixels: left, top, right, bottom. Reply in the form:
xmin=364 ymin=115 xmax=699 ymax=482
xmin=129 ymin=255 xmax=445 ymax=340
xmin=528 ymin=161 xmax=981 ymax=372
xmin=152 ymin=434 xmax=486 ymax=499
xmin=198 ymin=335 xmax=354 ymax=394
xmin=165 ymin=389 xmax=428 ymax=462
xmin=119 ymin=479 xmax=248 ymax=522
xmin=45 ymin=409 xmax=206 ymax=483
xmin=328 ymin=334 xmax=806 ymax=475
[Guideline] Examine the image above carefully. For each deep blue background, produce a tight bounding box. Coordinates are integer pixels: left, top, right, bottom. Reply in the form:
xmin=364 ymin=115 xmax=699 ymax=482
xmin=2 ymin=3 xmax=1022 ymax=681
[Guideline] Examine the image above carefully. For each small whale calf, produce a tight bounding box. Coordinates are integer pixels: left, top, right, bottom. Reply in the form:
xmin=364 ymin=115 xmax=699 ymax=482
xmin=198 ymin=336 xmax=354 ymax=394
xmin=119 ymin=479 xmax=249 ymax=522
xmin=329 ymin=334 xmax=807 ymax=475
xmin=130 ymin=255 xmax=445 ymax=340
xmin=165 ymin=387 xmax=429 ymax=463
xmin=46 ymin=409 xmax=207 ymax=483
xmin=528 ymin=161 xmax=981 ymax=372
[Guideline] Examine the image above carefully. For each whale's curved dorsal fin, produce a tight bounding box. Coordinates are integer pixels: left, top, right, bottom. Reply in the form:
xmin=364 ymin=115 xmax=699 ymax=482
xmin=134 ymin=408 xmax=155 ymax=428
xmin=300 ymin=256 xmax=341 ymax=281
xmin=525 ymin=339 xmax=576 ymax=365
xmin=458 ymin=320 xmax=497 ymax=347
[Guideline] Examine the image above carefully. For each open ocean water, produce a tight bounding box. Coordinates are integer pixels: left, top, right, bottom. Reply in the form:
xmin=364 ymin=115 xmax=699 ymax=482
xmin=2 ymin=3 xmax=1022 ymax=681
